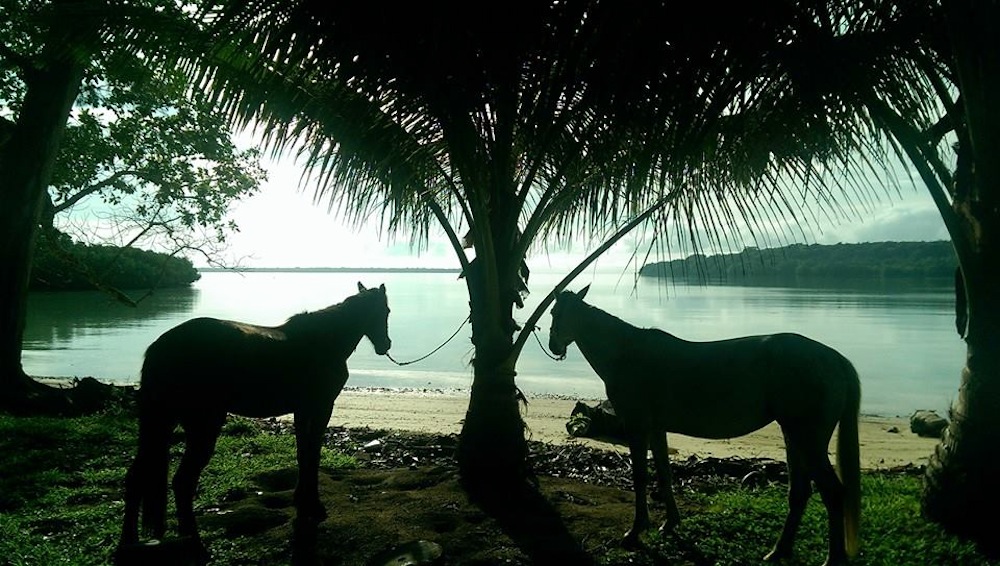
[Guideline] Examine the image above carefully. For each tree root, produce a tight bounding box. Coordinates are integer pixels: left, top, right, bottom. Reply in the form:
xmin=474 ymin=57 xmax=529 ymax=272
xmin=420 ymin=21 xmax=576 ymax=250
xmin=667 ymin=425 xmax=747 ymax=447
xmin=1 ymin=375 xmax=136 ymax=417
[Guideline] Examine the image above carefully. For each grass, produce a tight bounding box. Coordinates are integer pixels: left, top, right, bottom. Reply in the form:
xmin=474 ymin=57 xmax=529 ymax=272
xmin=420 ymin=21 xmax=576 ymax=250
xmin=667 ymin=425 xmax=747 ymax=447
xmin=0 ymin=411 xmax=355 ymax=565
xmin=629 ymin=475 xmax=993 ymax=565
xmin=0 ymin=411 xmax=995 ymax=565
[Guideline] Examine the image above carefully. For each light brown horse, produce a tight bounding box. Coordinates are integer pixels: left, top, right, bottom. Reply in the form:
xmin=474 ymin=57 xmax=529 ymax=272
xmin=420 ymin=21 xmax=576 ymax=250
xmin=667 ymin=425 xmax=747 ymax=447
xmin=548 ymin=286 xmax=860 ymax=566
xmin=117 ymin=282 xmax=391 ymax=563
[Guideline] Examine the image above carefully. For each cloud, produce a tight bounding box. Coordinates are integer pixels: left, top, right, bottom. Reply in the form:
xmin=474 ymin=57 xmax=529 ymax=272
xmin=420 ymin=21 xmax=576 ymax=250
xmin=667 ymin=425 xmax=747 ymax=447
xmin=815 ymin=198 xmax=949 ymax=244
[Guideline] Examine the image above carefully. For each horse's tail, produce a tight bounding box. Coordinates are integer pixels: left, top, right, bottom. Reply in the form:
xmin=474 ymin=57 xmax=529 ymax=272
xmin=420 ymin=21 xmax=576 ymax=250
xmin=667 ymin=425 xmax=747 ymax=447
xmin=837 ymin=360 xmax=862 ymax=558
xmin=129 ymin=359 xmax=175 ymax=542
xmin=140 ymin=405 xmax=174 ymax=538
xmin=120 ymin=394 xmax=173 ymax=548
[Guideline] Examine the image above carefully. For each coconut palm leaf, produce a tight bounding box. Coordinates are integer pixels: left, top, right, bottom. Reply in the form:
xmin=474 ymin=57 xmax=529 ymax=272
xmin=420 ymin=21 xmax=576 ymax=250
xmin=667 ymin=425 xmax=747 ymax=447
xmin=180 ymin=1 xmax=942 ymax=279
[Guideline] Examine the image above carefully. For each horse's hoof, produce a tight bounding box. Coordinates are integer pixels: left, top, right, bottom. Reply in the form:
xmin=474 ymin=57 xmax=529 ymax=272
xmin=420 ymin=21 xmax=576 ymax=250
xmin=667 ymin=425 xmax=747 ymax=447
xmin=821 ymin=554 xmax=849 ymax=566
xmin=621 ymin=530 xmax=642 ymax=549
xmin=193 ymin=541 xmax=212 ymax=566
xmin=114 ymin=537 xmax=207 ymax=566
xmin=657 ymin=519 xmax=678 ymax=535
xmin=763 ymin=547 xmax=790 ymax=563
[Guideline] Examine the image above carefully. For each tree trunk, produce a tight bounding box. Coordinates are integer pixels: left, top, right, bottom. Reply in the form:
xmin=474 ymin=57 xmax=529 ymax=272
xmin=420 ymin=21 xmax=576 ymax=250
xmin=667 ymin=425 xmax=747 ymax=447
xmin=455 ymin=259 xmax=530 ymax=491
xmin=457 ymin=355 xmax=529 ymax=488
xmin=922 ymin=248 xmax=1000 ymax=554
xmin=0 ymin=13 xmax=91 ymax=409
xmin=921 ymin=0 xmax=1000 ymax=553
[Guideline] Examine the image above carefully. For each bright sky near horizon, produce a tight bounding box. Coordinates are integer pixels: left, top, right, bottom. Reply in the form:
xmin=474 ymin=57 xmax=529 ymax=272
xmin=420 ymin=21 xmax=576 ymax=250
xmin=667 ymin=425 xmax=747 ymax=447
xmin=213 ymin=150 xmax=951 ymax=271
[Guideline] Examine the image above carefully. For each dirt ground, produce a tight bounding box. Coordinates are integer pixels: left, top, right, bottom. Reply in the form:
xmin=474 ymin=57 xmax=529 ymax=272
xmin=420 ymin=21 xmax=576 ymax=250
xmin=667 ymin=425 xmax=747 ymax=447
xmin=45 ymin=380 xmax=941 ymax=565
xmin=201 ymin=464 xmax=640 ymax=566
xmin=187 ymin=424 xmax=922 ymax=566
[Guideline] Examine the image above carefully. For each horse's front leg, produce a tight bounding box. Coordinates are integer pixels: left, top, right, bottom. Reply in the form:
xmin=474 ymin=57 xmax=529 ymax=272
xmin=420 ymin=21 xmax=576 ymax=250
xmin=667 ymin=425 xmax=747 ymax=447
xmin=649 ymin=430 xmax=681 ymax=532
xmin=623 ymin=432 xmax=651 ymax=548
xmin=293 ymin=402 xmax=335 ymax=523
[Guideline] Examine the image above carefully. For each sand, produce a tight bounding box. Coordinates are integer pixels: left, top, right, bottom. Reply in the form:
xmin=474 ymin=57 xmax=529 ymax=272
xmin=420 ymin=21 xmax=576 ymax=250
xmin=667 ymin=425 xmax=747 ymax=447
xmin=320 ymin=388 xmax=939 ymax=470
xmin=39 ymin=377 xmax=937 ymax=469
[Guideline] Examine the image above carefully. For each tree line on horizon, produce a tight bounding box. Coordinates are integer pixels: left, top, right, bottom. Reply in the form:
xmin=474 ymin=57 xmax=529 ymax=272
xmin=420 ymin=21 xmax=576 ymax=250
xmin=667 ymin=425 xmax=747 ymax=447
xmin=640 ymin=241 xmax=957 ymax=282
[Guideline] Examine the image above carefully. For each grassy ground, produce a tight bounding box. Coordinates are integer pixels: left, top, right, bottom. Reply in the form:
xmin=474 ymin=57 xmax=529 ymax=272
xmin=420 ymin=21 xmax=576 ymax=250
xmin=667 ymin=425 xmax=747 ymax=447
xmin=0 ymin=410 xmax=995 ymax=566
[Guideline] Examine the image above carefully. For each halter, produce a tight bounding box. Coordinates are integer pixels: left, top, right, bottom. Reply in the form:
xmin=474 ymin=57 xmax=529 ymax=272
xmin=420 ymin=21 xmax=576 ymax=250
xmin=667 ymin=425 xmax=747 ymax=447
xmin=533 ymin=326 xmax=566 ymax=361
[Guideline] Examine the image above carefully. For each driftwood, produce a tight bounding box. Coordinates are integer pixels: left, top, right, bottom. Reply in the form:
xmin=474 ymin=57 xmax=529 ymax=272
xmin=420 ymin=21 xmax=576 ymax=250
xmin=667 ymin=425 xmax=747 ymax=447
xmin=910 ymin=410 xmax=948 ymax=438
xmin=565 ymin=399 xmax=628 ymax=445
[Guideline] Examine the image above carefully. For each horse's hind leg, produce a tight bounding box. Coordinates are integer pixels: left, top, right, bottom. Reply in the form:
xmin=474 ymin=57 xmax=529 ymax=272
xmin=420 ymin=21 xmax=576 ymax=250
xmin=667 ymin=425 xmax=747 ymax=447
xmin=120 ymin=461 xmax=142 ymax=546
xmin=172 ymin=414 xmax=225 ymax=552
xmin=622 ymin=432 xmax=652 ymax=548
xmin=806 ymin=447 xmax=848 ymax=566
xmin=764 ymin=438 xmax=812 ymax=562
xmin=122 ymin=410 xmax=175 ymax=543
xmin=649 ymin=430 xmax=681 ymax=531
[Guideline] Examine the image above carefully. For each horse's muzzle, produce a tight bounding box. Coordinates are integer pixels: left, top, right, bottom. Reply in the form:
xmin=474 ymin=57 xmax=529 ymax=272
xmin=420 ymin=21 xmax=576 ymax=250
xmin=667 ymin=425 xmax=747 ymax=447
xmin=374 ymin=340 xmax=391 ymax=356
xmin=548 ymin=339 xmax=567 ymax=359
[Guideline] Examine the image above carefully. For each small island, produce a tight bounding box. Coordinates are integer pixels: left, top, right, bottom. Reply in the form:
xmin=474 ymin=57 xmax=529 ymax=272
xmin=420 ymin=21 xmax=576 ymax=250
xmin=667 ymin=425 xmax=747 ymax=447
xmin=640 ymin=241 xmax=957 ymax=283
xmin=30 ymin=230 xmax=200 ymax=292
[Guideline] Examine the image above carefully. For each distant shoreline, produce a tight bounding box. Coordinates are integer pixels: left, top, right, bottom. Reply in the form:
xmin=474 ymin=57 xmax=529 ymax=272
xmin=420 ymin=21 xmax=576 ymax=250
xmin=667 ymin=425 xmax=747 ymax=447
xmin=640 ymin=240 xmax=957 ymax=282
xmin=197 ymin=267 xmax=461 ymax=273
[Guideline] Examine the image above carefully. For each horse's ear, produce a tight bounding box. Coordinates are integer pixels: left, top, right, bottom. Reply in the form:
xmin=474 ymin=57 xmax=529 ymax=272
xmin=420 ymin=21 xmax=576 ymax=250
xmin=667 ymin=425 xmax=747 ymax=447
xmin=358 ymin=282 xmax=367 ymax=292
xmin=379 ymin=283 xmax=386 ymax=293
xmin=578 ymin=285 xmax=590 ymax=300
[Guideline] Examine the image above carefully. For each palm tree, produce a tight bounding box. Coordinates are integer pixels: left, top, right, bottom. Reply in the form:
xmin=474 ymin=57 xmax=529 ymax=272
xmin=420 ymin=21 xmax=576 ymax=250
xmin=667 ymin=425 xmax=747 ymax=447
xmin=857 ymin=0 xmax=1000 ymax=550
xmin=188 ymin=1 xmax=942 ymax=489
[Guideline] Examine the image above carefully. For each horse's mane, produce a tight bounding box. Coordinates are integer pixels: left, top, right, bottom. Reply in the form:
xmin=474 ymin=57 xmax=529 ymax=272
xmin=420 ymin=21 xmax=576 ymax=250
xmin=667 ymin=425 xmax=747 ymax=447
xmin=581 ymin=302 xmax=638 ymax=333
xmin=575 ymin=301 xmax=681 ymax=351
xmin=283 ymin=293 xmax=367 ymax=334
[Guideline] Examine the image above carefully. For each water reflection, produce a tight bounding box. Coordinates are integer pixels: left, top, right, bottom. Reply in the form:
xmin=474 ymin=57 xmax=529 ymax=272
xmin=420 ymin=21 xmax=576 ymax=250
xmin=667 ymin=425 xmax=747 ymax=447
xmin=23 ymin=287 xmax=199 ymax=380
xmin=24 ymin=287 xmax=199 ymax=349
xmin=631 ymin=277 xmax=957 ymax=313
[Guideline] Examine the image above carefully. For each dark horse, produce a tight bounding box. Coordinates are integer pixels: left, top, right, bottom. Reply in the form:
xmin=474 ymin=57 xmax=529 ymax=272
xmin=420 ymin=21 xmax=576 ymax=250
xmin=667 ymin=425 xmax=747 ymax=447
xmin=117 ymin=282 xmax=391 ymax=561
xmin=548 ymin=287 xmax=860 ymax=566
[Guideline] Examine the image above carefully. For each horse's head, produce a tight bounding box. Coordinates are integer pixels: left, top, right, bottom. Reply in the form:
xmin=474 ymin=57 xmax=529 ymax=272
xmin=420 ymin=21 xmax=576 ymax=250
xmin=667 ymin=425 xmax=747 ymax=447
xmin=357 ymin=282 xmax=392 ymax=355
xmin=548 ymin=285 xmax=590 ymax=359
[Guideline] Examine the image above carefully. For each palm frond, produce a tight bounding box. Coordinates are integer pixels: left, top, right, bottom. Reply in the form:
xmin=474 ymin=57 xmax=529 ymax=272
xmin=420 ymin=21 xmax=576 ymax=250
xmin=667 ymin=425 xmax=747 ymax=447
xmin=156 ymin=0 xmax=948 ymax=273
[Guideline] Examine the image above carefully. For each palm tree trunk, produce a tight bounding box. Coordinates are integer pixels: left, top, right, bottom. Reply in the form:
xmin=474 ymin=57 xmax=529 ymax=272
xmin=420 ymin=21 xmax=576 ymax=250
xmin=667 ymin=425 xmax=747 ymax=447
xmin=455 ymin=259 xmax=529 ymax=490
xmin=457 ymin=356 xmax=529 ymax=488
xmin=922 ymin=2 xmax=1000 ymax=551
xmin=0 ymin=13 xmax=91 ymax=410
xmin=922 ymin=252 xmax=1000 ymax=554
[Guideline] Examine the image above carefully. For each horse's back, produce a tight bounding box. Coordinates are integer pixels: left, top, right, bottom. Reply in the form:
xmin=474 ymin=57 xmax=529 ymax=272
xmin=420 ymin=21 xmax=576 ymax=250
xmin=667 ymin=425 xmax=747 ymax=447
xmin=140 ymin=318 xmax=290 ymax=403
xmin=733 ymin=332 xmax=858 ymax=430
xmin=139 ymin=317 xmax=350 ymax=418
xmin=144 ymin=317 xmax=280 ymax=369
xmin=621 ymin=330 xmax=856 ymax=438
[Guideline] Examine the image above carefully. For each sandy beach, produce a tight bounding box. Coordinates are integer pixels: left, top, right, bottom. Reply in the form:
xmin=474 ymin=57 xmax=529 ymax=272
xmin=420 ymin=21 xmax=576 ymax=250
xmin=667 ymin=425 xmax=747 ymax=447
xmin=319 ymin=388 xmax=939 ymax=470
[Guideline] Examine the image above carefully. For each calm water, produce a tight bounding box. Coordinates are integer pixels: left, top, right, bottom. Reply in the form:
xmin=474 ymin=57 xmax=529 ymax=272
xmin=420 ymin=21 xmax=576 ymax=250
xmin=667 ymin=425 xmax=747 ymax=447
xmin=22 ymin=270 xmax=965 ymax=417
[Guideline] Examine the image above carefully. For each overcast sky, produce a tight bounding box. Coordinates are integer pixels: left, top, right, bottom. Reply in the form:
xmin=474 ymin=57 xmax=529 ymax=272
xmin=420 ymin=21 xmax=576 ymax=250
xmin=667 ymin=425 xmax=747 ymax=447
xmin=213 ymin=152 xmax=950 ymax=271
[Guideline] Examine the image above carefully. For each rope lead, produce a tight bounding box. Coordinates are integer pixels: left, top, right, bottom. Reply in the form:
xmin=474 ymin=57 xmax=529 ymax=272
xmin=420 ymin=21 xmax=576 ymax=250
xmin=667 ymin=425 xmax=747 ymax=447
xmin=385 ymin=315 xmax=471 ymax=366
